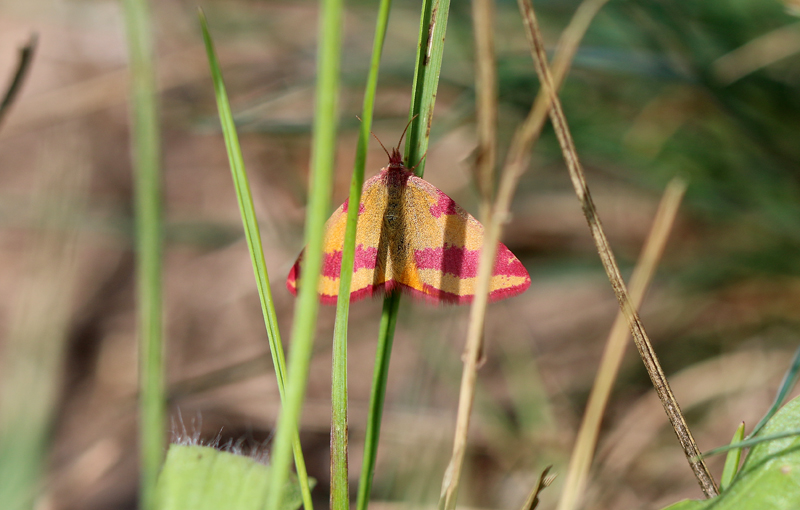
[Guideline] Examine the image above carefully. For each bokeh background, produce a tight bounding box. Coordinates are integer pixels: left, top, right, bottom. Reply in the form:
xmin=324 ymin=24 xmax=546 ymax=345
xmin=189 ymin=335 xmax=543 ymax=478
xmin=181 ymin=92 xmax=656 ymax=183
xmin=1 ymin=0 xmax=800 ymax=509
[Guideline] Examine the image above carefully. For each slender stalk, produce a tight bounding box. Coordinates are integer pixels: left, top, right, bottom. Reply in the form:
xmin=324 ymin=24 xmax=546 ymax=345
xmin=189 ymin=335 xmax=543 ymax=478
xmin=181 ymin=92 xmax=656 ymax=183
xmin=518 ymin=467 xmax=556 ymax=510
xmin=265 ymin=0 xmax=344 ymax=507
xmin=356 ymin=0 xmax=451 ymax=506
xmin=439 ymin=240 xmax=494 ymax=510
xmin=437 ymin=2 xmax=497 ymax=508
xmin=330 ymin=279 xmax=350 ymax=510
xmin=556 ymin=179 xmax=686 ymax=510
xmin=331 ymin=0 xmax=393 ymax=508
xmin=356 ymin=293 xmax=401 ymax=510
xmin=472 ymin=0 xmax=497 ymax=211
xmin=438 ymin=0 xmax=609 ymax=507
xmin=121 ymin=1 xmax=164 ymax=508
xmin=405 ymin=0 xmax=452 ymax=174
xmin=0 ymin=34 xmax=37 ymax=129
xmin=518 ymin=0 xmax=718 ymax=497
xmin=198 ymin=12 xmax=313 ymax=509
xmin=495 ymin=0 xmax=610 ymax=222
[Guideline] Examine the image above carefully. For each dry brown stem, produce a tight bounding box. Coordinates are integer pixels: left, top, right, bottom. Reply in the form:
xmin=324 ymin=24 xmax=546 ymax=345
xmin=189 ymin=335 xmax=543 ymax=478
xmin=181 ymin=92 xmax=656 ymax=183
xmin=518 ymin=0 xmax=719 ymax=498
xmin=557 ymin=178 xmax=687 ymax=510
xmin=438 ymin=0 xmax=613 ymax=508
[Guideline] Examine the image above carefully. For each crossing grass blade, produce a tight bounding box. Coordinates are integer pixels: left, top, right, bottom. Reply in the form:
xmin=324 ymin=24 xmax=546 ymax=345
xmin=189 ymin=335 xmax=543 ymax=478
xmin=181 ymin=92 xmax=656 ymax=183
xmin=357 ymin=1 xmax=451 ymax=509
xmin=121 ymin=0 xmax=164 ymax=508
xmin=265 ymin=0 xmax=344 ymax=507
xmin=199 ymin=11 xmax=313 ymax=510
xmin=331 ymin=0 xmax=394 ymax=509
xmin=749 ymin=345 xmax=800 ymax=438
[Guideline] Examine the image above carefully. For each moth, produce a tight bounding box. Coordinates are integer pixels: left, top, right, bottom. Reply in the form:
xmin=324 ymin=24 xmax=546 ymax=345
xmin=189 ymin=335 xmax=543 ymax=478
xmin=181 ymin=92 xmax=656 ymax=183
xmin=287 ymin=144 xmax=530 ymax=305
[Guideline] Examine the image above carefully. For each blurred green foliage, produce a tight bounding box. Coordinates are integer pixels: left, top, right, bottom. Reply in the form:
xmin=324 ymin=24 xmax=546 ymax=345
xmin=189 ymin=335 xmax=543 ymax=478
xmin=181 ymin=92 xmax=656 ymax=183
xmin=662 ymin=394 xmax=800 ymax=510
xmin=155 ymin=444 xmax=305 ymax=510
xmin=505 ymin=1 xmax=800 ymax=287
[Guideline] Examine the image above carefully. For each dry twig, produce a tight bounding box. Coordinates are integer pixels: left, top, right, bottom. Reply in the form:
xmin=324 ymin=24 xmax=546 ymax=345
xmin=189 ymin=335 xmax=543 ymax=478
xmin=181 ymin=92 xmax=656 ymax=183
xmin=518 ymin=0 xmax=718 ymax=497
xmin=438 ymin=0 xmax=613 ymax=507
xmin=556 ymin=178 xmax=687 ymax=510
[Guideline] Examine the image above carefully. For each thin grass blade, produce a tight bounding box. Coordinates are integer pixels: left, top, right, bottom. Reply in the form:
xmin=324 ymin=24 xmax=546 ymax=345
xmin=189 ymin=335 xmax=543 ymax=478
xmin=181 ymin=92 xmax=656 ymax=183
xmin=357 ymin=0 xmax=451 ymax=507
xmin=330 ymin=0 xmax=393 ymax=508
xmin=720 ymin=422 xmax=745 ymax=491
xmin=405 ymin=0 xmax=452 ymax=176
xmin=356 ymin=292 xmax=401 ymax=510
xmin=198 ymin=11 xmax=313 ymax=509
xmin=0 ymin=34 xmax=37 ymax=129
xmin=702 ymin=428 xmax=800 ymax=458
xmin=749 ymin=345 xmax=800 ymax=438
xmin=121 ymin=0 xmax=164 ymax=507
xmin=265 ymin=0 xmax=344 ymax=507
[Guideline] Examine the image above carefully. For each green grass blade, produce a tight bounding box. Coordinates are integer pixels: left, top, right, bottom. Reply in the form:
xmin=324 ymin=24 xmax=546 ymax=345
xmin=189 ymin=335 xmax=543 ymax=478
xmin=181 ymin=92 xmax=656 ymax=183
xmin=405 ymin=0 xmax=452 ymax=177
xmin=266 ymin=0 xmax=344 ymax=507
xmin=0 ymin=134 xmax=87 ymax=510
xmin=701 ymin=429 xmax=800 ymax=458
xmin=749 ymin=345 xmax=800 ymax=438
xmin=330 ymin=0 xmax=394 ymax=508
xmin=198 ymin=11 xmax=313 ymax=510
xmin=121 ymin=0 xmax=164 ymax=508
xmin=355 ymin=1 xmax=451 ymax=507
xmin=356 ymin=292 xmax=401 ymax=510
xmin=719 ymin=422 xmax=745 ymax=491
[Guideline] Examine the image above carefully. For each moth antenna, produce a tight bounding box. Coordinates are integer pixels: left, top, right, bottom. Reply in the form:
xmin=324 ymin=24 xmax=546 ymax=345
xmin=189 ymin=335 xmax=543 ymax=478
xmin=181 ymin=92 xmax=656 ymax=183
xmin=356 ymin=115 xmax=391 ymax=159
xmin=409 ymin=149 xmax=428 ymax=173
xmin=396 ymin=114 xmax=419 ymax=150
xmin=373 ymin=132 xmax=391 ymax=159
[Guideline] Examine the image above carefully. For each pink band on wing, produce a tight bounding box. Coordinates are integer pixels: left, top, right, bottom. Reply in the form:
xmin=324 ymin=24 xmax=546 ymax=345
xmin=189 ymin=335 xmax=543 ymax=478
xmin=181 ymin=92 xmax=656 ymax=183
xmin=414 ymin=244 xmax=527 ymax=278
xmin=414 ymin=246 xmax=480 ymax=278
xmin=428 ymin=192 xmax=459 ymax=218
xmin=321 ymin=245 xmax=379 ymax=278
xmin=341 ymin=199 xmax=366 ymax=214
xmin=494 ymin=245 xmax=530 ymax=277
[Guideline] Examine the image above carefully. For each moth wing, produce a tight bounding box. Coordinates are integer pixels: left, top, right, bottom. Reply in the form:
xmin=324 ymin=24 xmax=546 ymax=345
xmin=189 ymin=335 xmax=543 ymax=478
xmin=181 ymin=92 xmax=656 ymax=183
xmin=400 ymin=176 xmax=530 ymax=303
xmin=345 ymin=175 xmax=390 ymax=302
xmin=286 ymin=173 xmax=388 ymax=304
xmin=285 ymin=203 xmax=347 ymax=304
xmin=288 ymin=169 xmax=530 ymax=305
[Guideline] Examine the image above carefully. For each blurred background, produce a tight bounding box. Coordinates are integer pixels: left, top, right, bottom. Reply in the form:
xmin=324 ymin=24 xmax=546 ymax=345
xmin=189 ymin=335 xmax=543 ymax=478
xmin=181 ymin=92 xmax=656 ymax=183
xmin=0 ymin=0 xmax=799 ymax=509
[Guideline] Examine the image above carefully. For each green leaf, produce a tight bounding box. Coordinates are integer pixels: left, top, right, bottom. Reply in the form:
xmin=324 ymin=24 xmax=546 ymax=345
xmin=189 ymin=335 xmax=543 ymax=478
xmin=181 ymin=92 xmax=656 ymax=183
xmin=660 ymin=395 xmax=800 ymax=510
xmin=720 ymin=422 xmax=745 ymax=491
xmin=155 ymin=444 xmax=307 ymax=510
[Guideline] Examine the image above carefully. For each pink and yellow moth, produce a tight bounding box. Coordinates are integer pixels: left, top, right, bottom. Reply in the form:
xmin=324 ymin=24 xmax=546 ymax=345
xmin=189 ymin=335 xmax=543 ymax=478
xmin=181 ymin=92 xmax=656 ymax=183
xmin=287 ymin=146 xmax=530 ymax=305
